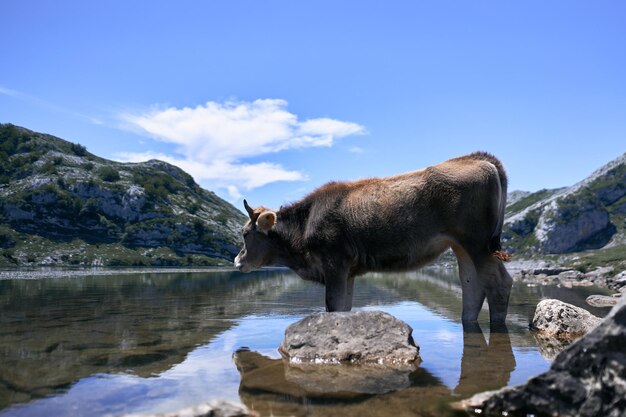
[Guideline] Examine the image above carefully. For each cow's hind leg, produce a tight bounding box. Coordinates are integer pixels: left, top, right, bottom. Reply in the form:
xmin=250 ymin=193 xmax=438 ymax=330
xmin=476 ymin=255 xmax=512 ymax=323
xmin=452 ymin=245 xmax=486 ymax=322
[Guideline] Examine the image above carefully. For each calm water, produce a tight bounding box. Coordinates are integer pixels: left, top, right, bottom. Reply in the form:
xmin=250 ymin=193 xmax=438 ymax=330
xmin=0 ymin=267 xmax=611 ymax=417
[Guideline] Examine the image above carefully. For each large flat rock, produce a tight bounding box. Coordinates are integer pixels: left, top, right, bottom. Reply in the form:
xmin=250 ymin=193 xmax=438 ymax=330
xmin=279 ymin=311 xmax=419 ymax=368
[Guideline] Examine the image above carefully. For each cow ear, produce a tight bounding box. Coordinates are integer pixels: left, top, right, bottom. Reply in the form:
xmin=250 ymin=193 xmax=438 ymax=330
xmin=256 ymin=211 xmax=276 ymax=234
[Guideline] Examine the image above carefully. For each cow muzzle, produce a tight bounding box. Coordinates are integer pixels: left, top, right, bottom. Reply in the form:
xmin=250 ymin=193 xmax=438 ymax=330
xmin=234 ymin=253 xmax=252 ymax=273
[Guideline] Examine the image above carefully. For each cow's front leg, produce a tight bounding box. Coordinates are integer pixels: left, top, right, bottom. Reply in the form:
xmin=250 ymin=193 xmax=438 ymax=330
xmin=345 ymin=276 xmax=356 ymax=311
xmin=325 ymin=273 xmax=351 ymax=312
xmin=482 ymin=259 xmax=512 ymax=324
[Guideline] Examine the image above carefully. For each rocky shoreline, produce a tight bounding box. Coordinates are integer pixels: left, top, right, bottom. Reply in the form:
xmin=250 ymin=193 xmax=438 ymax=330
xmin=0 ymin=266 xmax=247 ymax=280
xmin=506 ymin=259 xmax=626 ymax=306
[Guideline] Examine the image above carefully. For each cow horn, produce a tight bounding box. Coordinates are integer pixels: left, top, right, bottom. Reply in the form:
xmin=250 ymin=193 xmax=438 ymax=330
xmin=243 ymin=199 xmax=255 ymax=218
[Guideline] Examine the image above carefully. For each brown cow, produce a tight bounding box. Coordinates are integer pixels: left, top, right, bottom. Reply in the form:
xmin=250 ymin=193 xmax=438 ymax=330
xmin=234 ymin=152 xmax=512 ymax=323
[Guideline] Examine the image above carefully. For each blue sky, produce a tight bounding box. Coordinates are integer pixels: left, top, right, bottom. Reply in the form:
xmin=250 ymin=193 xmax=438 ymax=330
xmin=1 ymin=1 xmax=625 ymax=210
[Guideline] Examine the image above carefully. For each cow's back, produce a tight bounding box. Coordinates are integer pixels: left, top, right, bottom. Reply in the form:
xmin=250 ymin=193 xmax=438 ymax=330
xmin=304 ymin=157 xmax=502 ymax=271
xmin=337 ymin=158 xmax=499 ymax=232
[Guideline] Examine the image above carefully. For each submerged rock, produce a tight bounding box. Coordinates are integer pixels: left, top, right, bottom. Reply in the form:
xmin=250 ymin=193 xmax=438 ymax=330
xmin=586 ymin=294 xmax=620 ymax=308
xmin=122 ymin=400 xmax=256 ymax=417
xmin=234 ymin=349 xmax=449 ymax=417
xmin=530 ymin=298 xmax=601 ymax=339
xmin=458 ymin=297 xmax=626 ymax=417
xmin=284 ymin=362 xmax=415 ymax=395
xmin=234 ymin=349 xmax=416 ymax=397
xmin=531 ymin=332 xmax=574 ymax=360
xmin=279 ymin=311 xmax=419 ymax=367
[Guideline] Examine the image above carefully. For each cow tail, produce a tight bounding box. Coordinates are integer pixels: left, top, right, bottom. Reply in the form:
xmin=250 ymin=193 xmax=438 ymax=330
xmin=489 ymin=157 xmax=511 ymax=262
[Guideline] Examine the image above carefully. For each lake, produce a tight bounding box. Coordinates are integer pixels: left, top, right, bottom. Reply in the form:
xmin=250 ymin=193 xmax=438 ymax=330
xmin=0 ymin=267 xmax=611 ymax=417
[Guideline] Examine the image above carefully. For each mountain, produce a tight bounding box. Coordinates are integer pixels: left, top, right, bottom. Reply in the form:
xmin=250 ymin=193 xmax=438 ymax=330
xmin=0 ymin=124 xmax=247 ymax=267
xmin=503 ymin=152 xmax=626 ymax=271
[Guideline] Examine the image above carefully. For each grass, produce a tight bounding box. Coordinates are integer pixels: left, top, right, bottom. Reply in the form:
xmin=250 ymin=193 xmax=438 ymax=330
xmin=563 ymin=244 xmax=626 ymax=273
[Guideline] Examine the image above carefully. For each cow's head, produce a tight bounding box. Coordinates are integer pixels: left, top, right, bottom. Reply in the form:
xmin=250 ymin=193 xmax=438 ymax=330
xmin=234 ymin=200 xmax=277 ymax=273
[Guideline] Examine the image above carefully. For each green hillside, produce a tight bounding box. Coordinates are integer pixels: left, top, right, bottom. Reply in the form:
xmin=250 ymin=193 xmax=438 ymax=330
xmin=0 ymin=124 xmax=246 ymax=267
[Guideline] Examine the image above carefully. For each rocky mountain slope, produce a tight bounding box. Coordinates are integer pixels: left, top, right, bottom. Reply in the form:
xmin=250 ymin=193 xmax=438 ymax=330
xmin=503 ymin=152 xmax=626 ymax=271
xmin=0 ymin=124 xmax=246 ymax=267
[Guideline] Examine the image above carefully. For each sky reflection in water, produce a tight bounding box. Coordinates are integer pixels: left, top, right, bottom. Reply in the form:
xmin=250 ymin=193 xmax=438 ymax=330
xmin=0 ymin=268 xmax=610 ymax=417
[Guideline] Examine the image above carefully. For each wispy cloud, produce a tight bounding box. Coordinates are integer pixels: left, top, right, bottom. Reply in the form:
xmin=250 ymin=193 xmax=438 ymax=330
xmin=0 ymin=86 xmax=20 ymax=97
xmin=348 ymin=146 xmax=366 ymax=154
xmin=0 ymin=85 xmax=103 ymax=125
xmin=116 ymin=99 xmax=366 ymax=200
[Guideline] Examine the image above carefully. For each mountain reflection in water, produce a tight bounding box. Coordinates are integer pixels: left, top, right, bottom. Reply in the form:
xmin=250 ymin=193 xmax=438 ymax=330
xmin=0 ymin=268 xmax=611 ymax=416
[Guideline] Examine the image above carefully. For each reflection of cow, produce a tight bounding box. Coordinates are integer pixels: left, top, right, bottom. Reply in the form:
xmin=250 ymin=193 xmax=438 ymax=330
xmin=235 ymin=152 xmax=512 ymax=323
xmin=455 ymin=323 xmax=516 ymax=395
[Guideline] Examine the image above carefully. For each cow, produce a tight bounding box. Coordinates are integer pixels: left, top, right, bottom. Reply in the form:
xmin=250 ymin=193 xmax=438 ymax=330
xmin=234 ymin=152 xmax=513 ymax=323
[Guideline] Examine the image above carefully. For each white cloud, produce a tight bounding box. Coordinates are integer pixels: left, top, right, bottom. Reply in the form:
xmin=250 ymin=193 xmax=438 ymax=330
xmin=116 ymin=151 xmax=306 ymax=191
xmin=117 ymin=99 xmax=366 ymax=200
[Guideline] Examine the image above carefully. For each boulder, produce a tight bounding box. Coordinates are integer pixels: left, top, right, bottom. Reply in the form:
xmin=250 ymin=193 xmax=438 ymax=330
xmin=530 ymin=298 xmax=601 ymax=339
xmin=121 ymin=400 xmax=256 ymax=417
xmin=457 ymin=297 xmax=626 ymax=417
xmin=279 ymin=311 xmax=419 ymax=367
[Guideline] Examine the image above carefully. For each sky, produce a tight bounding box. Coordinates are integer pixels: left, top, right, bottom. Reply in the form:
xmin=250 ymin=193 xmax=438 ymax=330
xmin=1 ymin=1 xmax=625 ymax=211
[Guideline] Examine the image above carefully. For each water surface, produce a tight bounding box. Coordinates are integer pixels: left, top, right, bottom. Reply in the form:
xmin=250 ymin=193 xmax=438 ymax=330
xmin=0 ymin=268 xmax=610 ymax=416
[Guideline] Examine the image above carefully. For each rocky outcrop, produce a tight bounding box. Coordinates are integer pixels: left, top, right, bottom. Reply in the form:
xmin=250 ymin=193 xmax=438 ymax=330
xmin=122 ymin=400 xmax=256 ymax=417
xmin=510 ymin=263 xmax=626 ymax=291
xmin=504 ymin=152 xmax=626 ymax=256
xmin=459 ymin=297 xmax=626 ymax=417
xmin=530 ymin=298 xmax=601 ymax=339
xmin=279 ymin=311 xmax=419 ymax=367
xmin=535 ymin=194 xmax=615 ymax=253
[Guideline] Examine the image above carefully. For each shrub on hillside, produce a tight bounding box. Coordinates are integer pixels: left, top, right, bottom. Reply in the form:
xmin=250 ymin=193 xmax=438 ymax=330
xmin=97 ymin=166 xmax=121 ymax=182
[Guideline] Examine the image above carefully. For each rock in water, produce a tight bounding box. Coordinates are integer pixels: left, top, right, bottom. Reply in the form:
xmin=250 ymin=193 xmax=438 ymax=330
xmin=586 ymin=294 xmax=619 ymax=307
xmin=458 ymin=297 xmax=626 ymax=417
xmin=530 ymin=298 xmax=601 ymax=339
xmin=279 ymin=311 xmax=419 ymax=367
